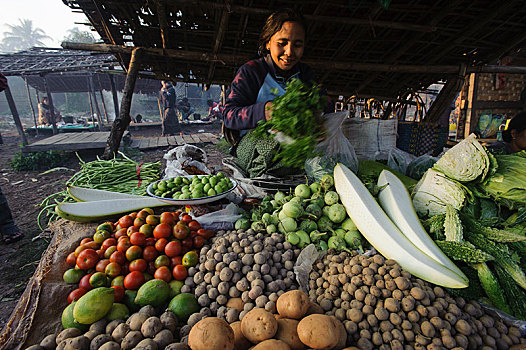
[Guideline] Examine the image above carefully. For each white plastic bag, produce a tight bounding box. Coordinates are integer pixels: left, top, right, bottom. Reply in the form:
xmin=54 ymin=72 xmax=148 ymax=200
xmin=385 ymin=148 xmax=416 ymax=175
xmin=193 ymin=203 xmax=243 ymax=231
xmin=305 ymin=111 xmax=359 ymax=181
xmin=293 ymin=244 xmax=326 ymax=292
xmin=163 ymin=144 xmax=210 ymax=178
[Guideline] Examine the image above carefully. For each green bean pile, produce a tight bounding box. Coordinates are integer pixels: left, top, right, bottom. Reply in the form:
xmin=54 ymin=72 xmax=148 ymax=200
xmin=37 ymin=152 xmax=161 ymax=231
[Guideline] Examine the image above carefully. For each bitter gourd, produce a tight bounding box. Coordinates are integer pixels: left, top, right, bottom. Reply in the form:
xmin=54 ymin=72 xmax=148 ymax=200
xmin=435 ymin=240 xmax=494 ymax=263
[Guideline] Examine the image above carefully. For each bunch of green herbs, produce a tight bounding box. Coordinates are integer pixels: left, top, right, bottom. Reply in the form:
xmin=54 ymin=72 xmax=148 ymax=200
xmin=251 ymin=79 xmax=327 ymax=169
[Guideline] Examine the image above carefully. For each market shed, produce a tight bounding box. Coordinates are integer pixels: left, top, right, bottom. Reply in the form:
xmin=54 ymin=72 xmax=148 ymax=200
xmin=0 ymin=47 xmax=162 ymax=142
xmin=61 ymin=0 xmax=526 ymax=157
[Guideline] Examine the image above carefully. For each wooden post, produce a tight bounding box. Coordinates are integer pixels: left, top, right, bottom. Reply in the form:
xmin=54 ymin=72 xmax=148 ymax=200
xmin=87 ymin=79 xmax=96 ymax=127
xmin=23 ymin=77 xmax=39 ymax=133
xmin=108 ymin=68 xmax=120 ymax=121
xmin=464 ymin=73 xmax=479 ymax=139
xmin=43 ymin=75 xmax=58 ymax=135
xmin=89 ymin=74 xmax=104 ymax=127
xmin=100 ymin=90 xmax=109 ymax=123
xmin=103 ymin=48 xmax=143 ymax=159
xmin=3 ymin=84 xmax=28 ymax=146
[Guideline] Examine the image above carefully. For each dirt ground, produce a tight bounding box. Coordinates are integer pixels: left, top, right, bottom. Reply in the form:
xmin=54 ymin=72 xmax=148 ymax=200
xmin=0 ymin=121 xmax=226 ymax=331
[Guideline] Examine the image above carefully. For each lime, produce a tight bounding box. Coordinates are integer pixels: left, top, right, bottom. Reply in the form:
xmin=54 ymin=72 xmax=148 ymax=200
xmin=168 ymin=293 xmax=200 ymax=320
xmin=207 ymin=189 xmax=217 ymax=196
xmin=63 ymin=268 xmax=84 ymax=284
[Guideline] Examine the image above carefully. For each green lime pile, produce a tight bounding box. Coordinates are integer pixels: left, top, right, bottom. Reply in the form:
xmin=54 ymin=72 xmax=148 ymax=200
xmin=151 ymin=173 xmax=233 ymax=199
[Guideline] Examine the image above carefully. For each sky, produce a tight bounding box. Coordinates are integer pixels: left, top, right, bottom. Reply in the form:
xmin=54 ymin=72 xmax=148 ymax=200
xmin=1 ymin=0 xmax=91 ymax=47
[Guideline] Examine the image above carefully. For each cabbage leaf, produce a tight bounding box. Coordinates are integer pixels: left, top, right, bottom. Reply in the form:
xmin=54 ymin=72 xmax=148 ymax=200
xmin=433 ymin=134 xmax=490 ymax=183
xmin=412 ymin=169 xmax=466 ymax=216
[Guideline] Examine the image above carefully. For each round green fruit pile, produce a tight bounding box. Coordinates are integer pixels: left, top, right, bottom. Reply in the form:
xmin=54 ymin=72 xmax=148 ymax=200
xmin=151 ymin=173 xmax=233 ymax=199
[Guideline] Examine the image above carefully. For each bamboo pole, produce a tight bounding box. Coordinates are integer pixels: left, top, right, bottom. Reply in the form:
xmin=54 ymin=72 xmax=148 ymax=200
xmin=99 ymin=90 xmax=109 ymax=123
xmin=103 ymin=48 xmax=143 ymax=159
xmin=108 ymin=69 xmax=120 ymax=121
xmin=87 ymin=77 xmax=96 ymax=127
xmin=23 ymin=77 xmax=38 ymax=134
xmin=89 ymin=74 xmax=103 ymax=127
xmin=3 ymin=84 xmax=28 ymax=146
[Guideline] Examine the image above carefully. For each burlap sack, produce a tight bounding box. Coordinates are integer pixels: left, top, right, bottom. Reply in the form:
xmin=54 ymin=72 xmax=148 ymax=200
xmin=0 ymin=220 xmax=96 ymax=350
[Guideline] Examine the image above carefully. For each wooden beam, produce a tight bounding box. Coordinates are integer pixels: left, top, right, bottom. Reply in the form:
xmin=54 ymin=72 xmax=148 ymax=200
xmin=473 ymin=100 xmax=524 ymax=109
xmin=23 ymin=77 xmax=38 ymax=132
xmin=207 ymin=10 xmax=230 ymax=83
xmin=42 ymin=75 xmax=58 ymax=135
xmin=163 ymin=0 xmax=437 ymax=32
xmin=103 ymin=48 xmax=143 ymax=159
xmin=464 ymin=73 xmax=479 ymax=139
xmin=424 ymin=65 xmax=466 ymax=124
xmin=108 ymin=68 xmax=120 ymax=120
xmin=89 ymin=74 xmax=104 ymax=126
xmin=156 ymin=0 xmax=170 ymax=49
xmin=3 ymin=84 xmax=28 ymax=146
xmin=99 ymin=90 xmax=109 ymax=123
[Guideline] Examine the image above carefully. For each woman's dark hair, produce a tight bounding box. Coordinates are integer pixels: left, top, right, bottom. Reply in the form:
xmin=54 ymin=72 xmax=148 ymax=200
xmin=502 ymin=111 xmax=526 ymax=143
xmin=258 ymin=8 xmax=306 ymax=56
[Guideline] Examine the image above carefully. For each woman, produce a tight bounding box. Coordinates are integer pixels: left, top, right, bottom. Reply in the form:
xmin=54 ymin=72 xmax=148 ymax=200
xmin=38 ymin=97 xmax=62 ymax=125
xmin=488 ymin=112 xmax=526 ymax=154
xmin=159 ymin=80 xmax=182 ymax=136
xmin=222 ymin=8 xmax=328 ymax=177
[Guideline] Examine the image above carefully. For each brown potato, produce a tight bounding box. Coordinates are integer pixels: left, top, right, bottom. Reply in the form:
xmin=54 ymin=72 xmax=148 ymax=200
xmin=90 ymin=334 xmax=113 ymax=350
xmin=135 ymin=338 xmax=158 ymax=349
xmin=305 ymin=302 xmax=324 ymax=316
xmin=226 ymin=298 xmax=245 ymax=312
xmin=231 ymin=321 xmax=252 ymax=350
xmin=153 ymin=329 xmax=175 ymax=349
xmin=241 ymin=308 xmax=278 ymax=343
xmin=276 ymin=291 xmax=310 ymax=319
xmin=252 ymin=339 xmax=291 ymax=350
xmin=297 ymin=314 xmax=339 ymax=349
xmin=98 ymin=342 xmax=120 ymax=350
xmin=188 ymin=317 xmax=234 ymax=350
xmin=39 ymin=334 xmax=56 ymax=350
xmin=121 ymin=331 xmax=143 ymax=350
xmin=329 ymin=316 xmax=347 ymax=350
xmin=126 ymin=313 xmax=149 ymax=331
xmin=275 ymin=318 xmax=306 ymax=350
xmin=56 ymin=328 xmax=82 ymax=345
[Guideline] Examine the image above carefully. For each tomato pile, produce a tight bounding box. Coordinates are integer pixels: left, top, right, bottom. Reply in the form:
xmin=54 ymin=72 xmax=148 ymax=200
xmin=62 ymin=208 xmax=214 ymax=304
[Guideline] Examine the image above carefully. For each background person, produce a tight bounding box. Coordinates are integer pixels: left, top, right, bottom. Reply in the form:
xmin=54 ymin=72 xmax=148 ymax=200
xmin=488 ymin=112 xmax=526 ymax=154
xmin=178 ymin=97 xmax=195 ymax=123
xmin=38 ymin=96 xmax=62 ymax=125
xmin=159 ymin=80 xmax=181 ymax=136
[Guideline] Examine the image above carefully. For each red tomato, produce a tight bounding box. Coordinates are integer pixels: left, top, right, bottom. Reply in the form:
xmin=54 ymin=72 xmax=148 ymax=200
xmin=95 ymin=259 xmax=111 ymax=272
xmin=155 ymin=238 xmax=168 ymax=252
xmin=144 ymin=238 xmax=155 ymax=247
xmin=129 ymin=258 xmax=148 ymax=272
xmin=160 ymin=212 xmax=175 ymax=225
xmin=165 ymin=241 xmax=182 ymax=257
xmin=154 ymin=255 xmax=171 ymax=269
xmin=137 ymin=209 xmax=150 ymax=219
xmin=67 ymin=288 xmax=88 ymax=304
xmin=117 ymin=239 xmax=132 ymax=253
xmin=173 ymin=224 xmax=189 ymax=240
xmin=154 ymin=266 xmax=172 ymax=283
xmin=172 ymin=265 xmax=188 ymax=281
xmin=105 ymin=262 xmax=122 ymax=278
xmin=145 ymin=215 xmax=160 ymax=226
xmin=126 ymin=245 xmax=142 ymax=261
xmin=130 ymin=232 xmax=146 ymax=246
xmin=79 ymin=273 xmax=93 ymax=291
xmin=111 ymin=285 xmax=125 ymax=303
xmin=170 ymin=256 xmax=183 ymax=267
xmin=190 ymin=230 xmax=197 ymax=238
xmin=123 ymin=271 xmax=145 ymax=290
xmin=121 ymin=263 xmax=130 ymax=275
xmin=76 ymin=249 xmax=99 ymax=270
xmin=181 ymin=214 xmax=192 ymax=223
xmin=204 ymin=230 xmax=215 ymax=239
xmin=96 ymin=249 xmax=105 ymax=259
xmin=153 ymin=223 xmax=172 ymax=239
xmin=193 ymin=236 xmax=206 ymax=249
xmin=104 ymin=246 xmax=118 ymax=259
xmin=110 ymin=251 xmax=126 ymax=265
xmin=188 ymin=220 xmax=201 ymax=231
xmin=127 ymin=226 xmax=139 ymax=236
xmin=147 ymin=261 xmax=157 ymax=275
xmin=129 ymin=212 xmax=138 ymax=219
xmin=174 ymin=210 xmax=183 ymax=220
xmin=66 ymin=252 xmax=77 ymax=267
xmin=80 ymin=237 xmax=92 ymax=245
xmin=114 ymin=228 xmax=127 ymax=239
xmin=101 ymin=238 xmax=117 ymax=251
xmin=133 ymin=217 xmax=145 ymax=228
xmin=118 ymin=215 xmax=134 ymax=228
xmin=143 ymin=246 xmax=159 ymax=262
xmin=181 ymin=237 xmax=194 ymax=250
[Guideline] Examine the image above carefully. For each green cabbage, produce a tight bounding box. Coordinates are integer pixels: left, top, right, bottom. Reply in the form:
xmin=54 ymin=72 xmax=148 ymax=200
xmin=412 ymin=169 xmax=466 ymax=216
xmin=476 ymin=151 xmax=526 ymax=209
xmin=433 ymin=134 xmax=490 ymax=182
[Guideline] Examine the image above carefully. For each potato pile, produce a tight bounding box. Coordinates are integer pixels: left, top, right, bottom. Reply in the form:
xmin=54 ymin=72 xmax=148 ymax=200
xmin=309 ymin=250 xmax=526 ymax=350
xmin=186 ymin=229 xmax=301 ymax=324
xmin=188 ymin=290 xmax=349 ymax=350
xmin=26 ymin=306 xmax=189 ymax=350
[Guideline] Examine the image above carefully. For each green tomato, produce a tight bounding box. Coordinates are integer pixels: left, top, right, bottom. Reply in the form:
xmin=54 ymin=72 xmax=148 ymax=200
xmin=294 ymin=184 xmax=311 ymax=199
xmin=266 ymin=224 xmax=277 ymax=234
xmin=207 ymin=188 xmax=217 ymax=196
xmin=309 ymin=182 xmax=322 ymax=194
xmin=324 ymin=191 xmax=340 ymax=206
xmin=328 ymin=204 xmax=346 ymax=224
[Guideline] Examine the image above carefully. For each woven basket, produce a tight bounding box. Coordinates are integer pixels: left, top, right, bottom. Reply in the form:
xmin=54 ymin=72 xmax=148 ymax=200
xmin=397 ymin=122 xmax=449 ymax=157
xmin=341 ymin=118 xmax=398 ymax=159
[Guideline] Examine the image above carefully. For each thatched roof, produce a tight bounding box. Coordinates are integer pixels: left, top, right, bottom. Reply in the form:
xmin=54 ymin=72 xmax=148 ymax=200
xmin=61 ymin=0 xmax=526 ymax=100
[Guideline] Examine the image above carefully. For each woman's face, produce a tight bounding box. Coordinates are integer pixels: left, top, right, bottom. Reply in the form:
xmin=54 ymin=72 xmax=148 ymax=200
xmin=266 ymin=21 xmax=305 ymax=71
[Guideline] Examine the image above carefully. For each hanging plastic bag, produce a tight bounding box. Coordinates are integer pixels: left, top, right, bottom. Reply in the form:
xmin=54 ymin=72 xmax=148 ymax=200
xmin=385 ymin=147 xmax=416 ymax=175
xmin=406 ymin=154 xmax=439 ymax=180
xmin=193 ymin=203 xmax=243 ymax=231
xmin=305 ymin=111 xmax=359 ymax=181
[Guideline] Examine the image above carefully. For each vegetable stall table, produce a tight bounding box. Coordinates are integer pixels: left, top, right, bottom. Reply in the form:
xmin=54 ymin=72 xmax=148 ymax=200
xmin=25 ymin=124 xmax=101 ymax=136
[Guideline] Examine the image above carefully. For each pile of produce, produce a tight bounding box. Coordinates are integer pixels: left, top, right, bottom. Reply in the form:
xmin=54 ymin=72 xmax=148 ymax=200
xmin=187 ymin=290 xmax=347 ymax=350
xmin=308 ymin=249 xmax=524 ymax=349
xmin=250 ymin=79 xmax=327 ymax=169
xmin=185 ymin=228 xmax=301 ymax=324
xmin=234 ymin=174 xmax=366 ymax=253
xmin=149 ymin=173 xmax=234 ymax=200
xmin=412 ymin=135 xmax=526 ymax=318
xmin=38 ymin=153 xmax=161 ymax=230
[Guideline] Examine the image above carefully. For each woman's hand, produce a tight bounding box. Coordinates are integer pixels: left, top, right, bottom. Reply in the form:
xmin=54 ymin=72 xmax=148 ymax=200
xmin=264 ymin=101 xmax=274 ymax=121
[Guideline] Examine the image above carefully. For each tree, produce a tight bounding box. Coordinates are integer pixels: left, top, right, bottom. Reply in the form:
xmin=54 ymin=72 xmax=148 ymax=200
xmin=0 ymin=19 xmax=51 ymax=52
xmin=63 ymin=28 xmax=98 ymax=43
